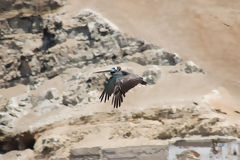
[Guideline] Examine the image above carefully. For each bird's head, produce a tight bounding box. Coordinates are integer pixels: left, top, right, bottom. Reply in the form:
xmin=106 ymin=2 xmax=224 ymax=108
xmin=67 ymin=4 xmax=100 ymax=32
xmin=94 ymin=66 xmax=121 ymax=74
xmin=111 ymin=66 xmax=121 ymax=73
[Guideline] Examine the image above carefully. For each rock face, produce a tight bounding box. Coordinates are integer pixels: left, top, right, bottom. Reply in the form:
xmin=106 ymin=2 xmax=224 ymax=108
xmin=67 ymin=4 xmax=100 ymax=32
xmin=184 ymin=61 xmax=204 ymax=74
xmin=0 ymin=1 xmax=239 ymax=160
xmin=0 ymin=9 xmax=181 ymax=89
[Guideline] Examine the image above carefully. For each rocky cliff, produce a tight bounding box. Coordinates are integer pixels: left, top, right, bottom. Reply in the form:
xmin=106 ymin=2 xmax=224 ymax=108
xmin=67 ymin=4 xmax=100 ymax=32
xmin=0 ymin=1 xmax=240 ymax=160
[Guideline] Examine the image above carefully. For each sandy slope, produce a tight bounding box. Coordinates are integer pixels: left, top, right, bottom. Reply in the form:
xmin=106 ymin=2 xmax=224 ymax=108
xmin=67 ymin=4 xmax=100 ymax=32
xmin=63 ymin=0 xmax=240 ymax=103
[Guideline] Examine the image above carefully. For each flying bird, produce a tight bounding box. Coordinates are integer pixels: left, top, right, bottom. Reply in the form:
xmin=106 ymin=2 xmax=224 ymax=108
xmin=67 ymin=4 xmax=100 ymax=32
xmin=94 ymin=66 xmax=147 ymax=108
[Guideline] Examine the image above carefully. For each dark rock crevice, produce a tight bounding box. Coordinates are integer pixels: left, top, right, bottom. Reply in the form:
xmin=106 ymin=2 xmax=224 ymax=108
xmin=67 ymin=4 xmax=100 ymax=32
xmin=18 ymin=56 xmax=32 ymax=77
xmin=0 ymin=15 xmax=43 ymax=35
xmin=0 ymin=132 xmax=35 ymax=154
xmin=40 ymin=27 xmax=57 ymax=51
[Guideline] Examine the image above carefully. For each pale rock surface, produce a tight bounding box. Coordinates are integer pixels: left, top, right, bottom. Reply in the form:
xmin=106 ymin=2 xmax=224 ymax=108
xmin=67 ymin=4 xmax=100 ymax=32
xmin=0 ymin=149 xmax=34 ymax=160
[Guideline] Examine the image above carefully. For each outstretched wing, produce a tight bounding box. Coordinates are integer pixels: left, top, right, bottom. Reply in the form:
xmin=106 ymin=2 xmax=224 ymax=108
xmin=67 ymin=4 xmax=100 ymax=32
xmin=99 ymin=76 xmax=116 ymax=102
xmin=112 ymin=74 xmax=143 ymax=108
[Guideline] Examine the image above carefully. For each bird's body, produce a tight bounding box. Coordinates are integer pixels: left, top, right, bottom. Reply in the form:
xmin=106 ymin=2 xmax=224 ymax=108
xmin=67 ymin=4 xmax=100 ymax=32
xmin=95 ymin=67 xmax=146 ymax=108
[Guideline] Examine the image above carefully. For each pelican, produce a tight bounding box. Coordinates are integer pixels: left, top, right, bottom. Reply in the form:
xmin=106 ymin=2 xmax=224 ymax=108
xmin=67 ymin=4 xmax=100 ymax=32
xmin=94 ymin=66 xmax=147 ymax=108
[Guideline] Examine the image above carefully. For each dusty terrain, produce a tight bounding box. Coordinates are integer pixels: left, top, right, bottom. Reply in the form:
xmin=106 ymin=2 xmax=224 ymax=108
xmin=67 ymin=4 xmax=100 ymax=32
xmin=0 ymin=0 xmax=240 ymax=159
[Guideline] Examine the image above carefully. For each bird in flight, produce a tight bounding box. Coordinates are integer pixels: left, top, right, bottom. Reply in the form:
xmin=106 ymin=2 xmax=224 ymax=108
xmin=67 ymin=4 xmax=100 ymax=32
xmin=94 ymin=66 xmax=147 ymax=108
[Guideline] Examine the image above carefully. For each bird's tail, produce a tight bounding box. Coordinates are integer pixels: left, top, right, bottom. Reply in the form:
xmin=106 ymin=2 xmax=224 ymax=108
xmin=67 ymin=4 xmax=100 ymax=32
xmin=141 ymin=80 xmax=147 ymax=85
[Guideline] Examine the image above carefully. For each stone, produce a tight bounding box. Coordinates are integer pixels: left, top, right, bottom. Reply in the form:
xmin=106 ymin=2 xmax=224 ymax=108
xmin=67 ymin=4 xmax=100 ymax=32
xmin=142 ymin=66 xmax=161 ymax=84
xmin=70 ymin=147 xmax=101 ymax=156
xmin=0 ymin=149 xmax=35 ymax=160
xmin=44 ymin=88 xmax=59 ymax=100
xmin=125 ymin=52 xmax=147 ymax=65
xmin=102 ymin=145 xmax=168 ymax=160
xmin=125 ymin=49 xmax=182 ymax=66
xmin=49 ymin=156 xmax=69 ymax=160
xmin=34 ymin=135 xmax=67 ymax=155
xmin=62 ymin=93 xmax=77 ymax=106
xmin=33 ymin=100 xmax=60 ymax=114
xmin=70 ymin=147 xmax=101 ymax=160
xmin=28 ymin=55 xmax=41 ymax=76
xmin=176 ymin=150 xmax=200 ymax=160
xmin=184 ymin=61 xmax=204 ymax=74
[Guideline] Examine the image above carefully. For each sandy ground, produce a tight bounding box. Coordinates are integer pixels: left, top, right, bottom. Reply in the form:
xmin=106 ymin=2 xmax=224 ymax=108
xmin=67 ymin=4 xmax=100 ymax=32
xmin=60 ymin=0 xmax=240 ymax=103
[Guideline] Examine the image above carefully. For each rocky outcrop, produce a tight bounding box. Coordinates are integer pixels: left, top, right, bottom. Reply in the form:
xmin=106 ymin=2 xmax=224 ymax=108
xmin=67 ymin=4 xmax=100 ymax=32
xmin=184 ymin=61 xmax=204 ymax=74
xmin=0 ymin=8 xmax=194 ymax=89
xmin=142 ymin=66 xmax=161 ymax=84
xmin=1 ymin=102 xmax=237 ymax=158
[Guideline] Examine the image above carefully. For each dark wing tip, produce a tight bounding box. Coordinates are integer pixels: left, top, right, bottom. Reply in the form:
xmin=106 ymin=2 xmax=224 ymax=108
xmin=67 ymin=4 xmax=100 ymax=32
xmin=99 ymin=91 xmax=104 ymax=102
xmin=112 ymin=92 xmax=123 ymax=108
xmin=99 ymin=91 xmax=110 ymax=103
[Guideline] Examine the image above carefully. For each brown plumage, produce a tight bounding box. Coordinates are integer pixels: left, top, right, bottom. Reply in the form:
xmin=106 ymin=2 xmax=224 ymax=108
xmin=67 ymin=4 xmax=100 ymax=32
xmin=96 ymin=67 xmax=147 ymax=108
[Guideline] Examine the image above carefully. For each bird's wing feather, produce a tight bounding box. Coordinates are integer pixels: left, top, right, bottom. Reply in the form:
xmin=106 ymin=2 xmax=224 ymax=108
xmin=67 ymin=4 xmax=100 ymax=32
xmin=112 ymin=74 xmax=142 ymax=108
xmin=99 ymin=74 xmax=123 ymax=102
xmin=99 ymin=76 xmax=116 ymax=102
xmin=118 ymin=75 xmax=143 ymax=93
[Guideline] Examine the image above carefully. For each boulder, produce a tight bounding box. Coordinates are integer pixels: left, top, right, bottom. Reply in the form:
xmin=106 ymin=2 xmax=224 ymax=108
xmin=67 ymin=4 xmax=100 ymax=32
xmin=184 ymin=61 xmax=204 ymax=74
xmin=142 ymin=66 xmax=161 ymax=84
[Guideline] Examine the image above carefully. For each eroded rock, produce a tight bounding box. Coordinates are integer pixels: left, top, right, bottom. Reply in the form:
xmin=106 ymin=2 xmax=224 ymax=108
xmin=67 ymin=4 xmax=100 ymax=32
xmin=34 ymin=135 xmax=67 ymax=155
xmin=142 ymin=66 xmax=161 ymax=84
xmin=185 ymin=61 xmax=204 ymax=74
xmin=0 ymin=9 xmax=186 ymax=89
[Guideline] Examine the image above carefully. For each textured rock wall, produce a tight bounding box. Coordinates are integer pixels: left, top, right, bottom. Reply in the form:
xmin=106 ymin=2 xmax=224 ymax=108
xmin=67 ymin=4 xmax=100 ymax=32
xmin=0 ymin=0 xmax=65 ymax=17
xmin=0 ymin=9 xmax=184 ymax=89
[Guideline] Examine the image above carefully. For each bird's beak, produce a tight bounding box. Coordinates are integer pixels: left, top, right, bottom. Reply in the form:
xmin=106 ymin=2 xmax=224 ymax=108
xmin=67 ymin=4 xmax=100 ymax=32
xmin=93 ymin=69 xmax=112 ymax=73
